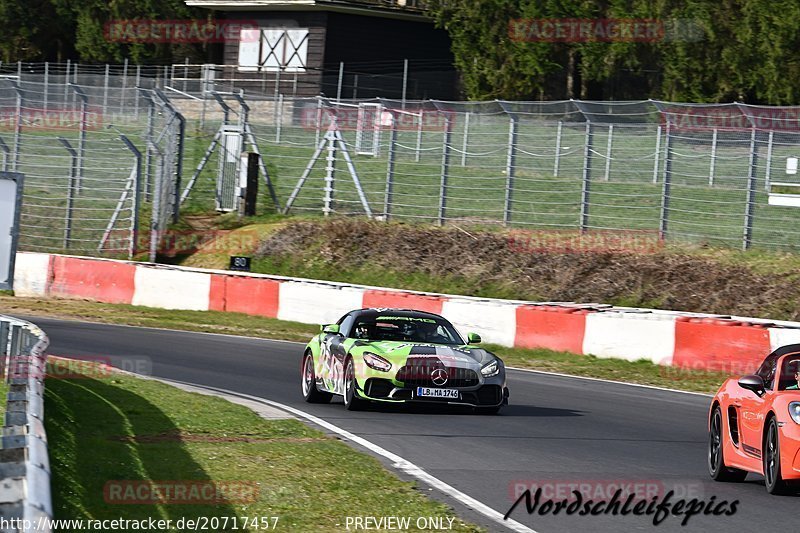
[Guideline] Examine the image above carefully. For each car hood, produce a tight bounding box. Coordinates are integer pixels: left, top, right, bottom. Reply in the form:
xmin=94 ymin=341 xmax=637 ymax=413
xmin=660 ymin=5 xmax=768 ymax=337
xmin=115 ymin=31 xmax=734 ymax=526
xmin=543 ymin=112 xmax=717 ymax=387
xmin=354 ymin=340 xmax=495 ymax=366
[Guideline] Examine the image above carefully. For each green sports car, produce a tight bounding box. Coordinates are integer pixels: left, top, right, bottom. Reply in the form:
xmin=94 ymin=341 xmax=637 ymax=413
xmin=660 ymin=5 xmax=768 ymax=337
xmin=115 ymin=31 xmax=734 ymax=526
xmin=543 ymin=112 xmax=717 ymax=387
xmin=300 ymin=308 xmax=509 ymax=414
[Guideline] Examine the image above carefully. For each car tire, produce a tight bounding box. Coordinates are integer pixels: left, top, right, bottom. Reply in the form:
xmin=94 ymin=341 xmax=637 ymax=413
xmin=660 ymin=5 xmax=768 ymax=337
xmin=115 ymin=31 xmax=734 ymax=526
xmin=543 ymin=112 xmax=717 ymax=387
xmin=764 ymin=417 xmax=790 ymax=494
xmin=344 ymin=357 xmax=367 ymax=411
xmin=708 ymin=407 xmax=747 ymax=482
xmin=301 ymin=352 xmax=332 ymax=404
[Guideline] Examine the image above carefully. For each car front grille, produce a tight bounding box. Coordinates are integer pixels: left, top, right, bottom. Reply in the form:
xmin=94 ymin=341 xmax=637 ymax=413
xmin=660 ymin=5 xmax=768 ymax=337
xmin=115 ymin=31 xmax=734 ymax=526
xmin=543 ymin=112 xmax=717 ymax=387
xmin=395 ymin=358 xmax=479 ymax=388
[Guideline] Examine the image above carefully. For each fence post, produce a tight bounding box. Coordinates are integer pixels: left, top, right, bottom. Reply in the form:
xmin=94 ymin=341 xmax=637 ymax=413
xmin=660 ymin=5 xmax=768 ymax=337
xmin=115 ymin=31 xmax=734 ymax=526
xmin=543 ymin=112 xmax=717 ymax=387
xmin=43 ymin=62 xmax=49 ymax=111
xmin=579 ymin=121 xmax=593 ymax=232
xmin=63 ymin=59 xmax=70 ymax=110
xmin=415 ymin=109 xmax=424 ymax=162
xmin=383 ymin=112 xmax=398 ymax=221
xmin=121 ymin=58 xmax=128 ymax=115
xmin=553 ymin=120 xmax=562 ymax=177
xmin=173 ymin=110 xmax=185 ymax=225
xmin=323 ymin=130 xmax=337 ymax=216
xmin=438 ymin=113 xmax=453 ymax=226
xmin=765 ymin=130 xmax=774 ymax=191
xmin=460 ymin=111 xmax=470 ymax=167
xmin=153 ymin=88 xmax=185 ymax=224
xmin=134 ymin=65 xmax=141 ymax=120
xmin=10 ymin=83 xmax=22 ymax=172
xmin=142 ymin=90 xmax=155 ymax=202
xmin=118 ymin=135 xmax=142 ymax=258
xmin=652 ymin=124 xmax=662 ymax=184
xmin=402 ymin=59 xmax=408 ymax=108
xmin=69 ymin=84 xmax=88 ymax=195
xmin=709 ymin=127 xmax=718 ymax=186
xmin=148 ymin=141 xmax=163 ymax=262
xmin=659 ymin=123 xmax=674 ymax=240
xmin=275 ymin=93 xmax=284 ymax=143
xmin=336 ymin=62 xmax=344 ymax=102
xmin=72 ymin=61 xmax=78 ymax=103
xmin=57 ymin=138 xmax=78 ymax=250
xmin=603 ymin=124 xmax=613 ymax=181
xmin=274 ymin=67 xmax=281 ymax=104
xmin=314 ymin=96 xmax=323 ymax=147
xmin=743 ymin=127 xmax=759 ymax=250
xmin=102 ymin=63 xmax=110 ymax=115
xmin=503 ymin=113 xmax=518 ymax=225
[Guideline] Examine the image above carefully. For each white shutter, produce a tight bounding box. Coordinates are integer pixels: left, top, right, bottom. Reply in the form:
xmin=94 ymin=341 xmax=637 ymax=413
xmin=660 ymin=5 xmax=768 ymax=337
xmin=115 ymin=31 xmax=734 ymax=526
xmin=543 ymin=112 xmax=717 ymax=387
xmin=237 ymin=28 xmax=261 ymax=71
xmin=261 ymin=29 xmax=286 ymax=70
xmin=284 ymin=29 xmax=309 ymax=72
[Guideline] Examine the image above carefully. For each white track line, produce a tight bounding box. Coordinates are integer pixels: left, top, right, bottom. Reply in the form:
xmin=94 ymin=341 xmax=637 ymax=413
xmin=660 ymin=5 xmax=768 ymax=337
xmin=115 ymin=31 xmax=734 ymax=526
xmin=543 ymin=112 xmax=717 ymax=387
xmin=158 ymin=377 xmax=537 ymax=533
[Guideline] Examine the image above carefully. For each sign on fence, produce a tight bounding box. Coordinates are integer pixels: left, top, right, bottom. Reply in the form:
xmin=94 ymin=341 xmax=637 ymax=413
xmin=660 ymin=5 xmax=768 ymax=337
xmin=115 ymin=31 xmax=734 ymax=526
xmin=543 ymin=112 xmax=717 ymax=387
xmin=0 ymin=172 xmax=23 ymax=290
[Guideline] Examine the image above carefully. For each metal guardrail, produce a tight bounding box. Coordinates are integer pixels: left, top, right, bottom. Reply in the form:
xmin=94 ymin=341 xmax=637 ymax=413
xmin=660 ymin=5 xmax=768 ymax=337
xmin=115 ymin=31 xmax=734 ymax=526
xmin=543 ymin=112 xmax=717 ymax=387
xmin=0 ymin=316 xmax=51 ymax=532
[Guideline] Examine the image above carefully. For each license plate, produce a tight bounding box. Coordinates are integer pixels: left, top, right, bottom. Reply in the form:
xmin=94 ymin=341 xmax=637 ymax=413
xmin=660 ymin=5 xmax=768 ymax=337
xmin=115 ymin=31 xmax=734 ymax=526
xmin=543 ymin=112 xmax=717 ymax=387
xmin=416 ymin=387 xmax=459 ymax=399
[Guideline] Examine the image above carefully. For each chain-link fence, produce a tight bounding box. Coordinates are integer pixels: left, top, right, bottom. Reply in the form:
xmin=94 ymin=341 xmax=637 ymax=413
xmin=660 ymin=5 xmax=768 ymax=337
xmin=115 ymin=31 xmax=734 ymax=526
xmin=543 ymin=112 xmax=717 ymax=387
xmin=5 ymin=61 xmax=800 ymax=257
xmin=0 ymin=74 xmax=183 ymax=261
xmin=239 ymin=97 xmax=800 ymax=251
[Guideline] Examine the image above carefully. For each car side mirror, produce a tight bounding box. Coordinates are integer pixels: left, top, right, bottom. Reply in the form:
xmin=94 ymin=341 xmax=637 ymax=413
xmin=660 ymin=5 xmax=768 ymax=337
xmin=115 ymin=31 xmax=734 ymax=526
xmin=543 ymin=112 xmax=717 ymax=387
xmin=738 ymin=374 xmax=766 ymax=397
xmin=467 ymin=332 xmax=482 ymax=344
xmin=322 ymin=324 xmax=341 ymax=335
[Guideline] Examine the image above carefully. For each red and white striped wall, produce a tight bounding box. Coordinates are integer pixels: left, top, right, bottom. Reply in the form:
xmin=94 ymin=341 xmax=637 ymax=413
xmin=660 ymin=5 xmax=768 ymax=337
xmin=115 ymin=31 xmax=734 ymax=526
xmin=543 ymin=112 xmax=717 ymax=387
xmin=13 ymin=251 xmax=800 ymax=372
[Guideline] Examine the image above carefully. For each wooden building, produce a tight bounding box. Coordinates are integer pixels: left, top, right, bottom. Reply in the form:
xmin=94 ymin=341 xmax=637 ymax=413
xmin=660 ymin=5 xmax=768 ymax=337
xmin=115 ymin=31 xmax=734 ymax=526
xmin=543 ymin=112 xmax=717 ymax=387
xmin=185 ymin=0 xmax=457 ymax=99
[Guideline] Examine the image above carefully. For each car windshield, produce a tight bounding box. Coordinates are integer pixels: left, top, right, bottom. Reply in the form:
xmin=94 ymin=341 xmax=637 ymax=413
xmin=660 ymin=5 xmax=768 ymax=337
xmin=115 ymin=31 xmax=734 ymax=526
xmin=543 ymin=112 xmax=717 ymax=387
xmin=351 ymin=315 xmax=464 ymax=345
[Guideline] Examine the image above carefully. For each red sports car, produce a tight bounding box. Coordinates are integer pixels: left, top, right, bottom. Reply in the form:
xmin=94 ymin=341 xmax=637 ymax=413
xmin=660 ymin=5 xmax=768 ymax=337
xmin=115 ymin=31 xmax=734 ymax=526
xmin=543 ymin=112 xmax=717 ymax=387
xmin=709 ymin=343 xmax=800 ymax=494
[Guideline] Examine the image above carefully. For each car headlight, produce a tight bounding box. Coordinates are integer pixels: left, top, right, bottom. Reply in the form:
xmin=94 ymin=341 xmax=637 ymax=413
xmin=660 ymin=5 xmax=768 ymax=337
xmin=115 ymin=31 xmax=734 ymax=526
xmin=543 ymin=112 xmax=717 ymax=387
xmin=363 ymin=352 xmax=392 ymax=372
xmin=481 ymin=360 xmax=499 ymax=377
xmin=789 ymin=402 xmax=800 ymax=424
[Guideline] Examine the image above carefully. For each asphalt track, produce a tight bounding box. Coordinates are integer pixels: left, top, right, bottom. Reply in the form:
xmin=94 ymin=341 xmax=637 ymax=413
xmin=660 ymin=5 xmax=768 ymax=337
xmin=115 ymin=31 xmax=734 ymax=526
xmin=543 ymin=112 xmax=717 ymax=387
xmin=27 ymin=316 xmax=800 ymax=533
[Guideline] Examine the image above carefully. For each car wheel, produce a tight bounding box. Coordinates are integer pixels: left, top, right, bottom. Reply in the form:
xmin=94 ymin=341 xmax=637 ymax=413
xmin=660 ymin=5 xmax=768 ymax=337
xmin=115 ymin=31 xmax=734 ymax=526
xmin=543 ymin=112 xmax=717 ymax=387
xmin=344 ymin=358 xmax=367 ymax=411
xmin=708 ymin=407 xmax=746 ymax=482
xmin=301 ymin=352 xmax=331 ymax=404
xmin=764 ymin=417 xmax=789 ymax=494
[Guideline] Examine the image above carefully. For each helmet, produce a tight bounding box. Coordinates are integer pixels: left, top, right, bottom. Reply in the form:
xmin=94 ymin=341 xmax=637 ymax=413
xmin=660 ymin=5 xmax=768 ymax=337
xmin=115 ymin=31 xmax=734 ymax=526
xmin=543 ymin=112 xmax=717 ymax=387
xmin=354 ymin=323 xmax=370 ymax=339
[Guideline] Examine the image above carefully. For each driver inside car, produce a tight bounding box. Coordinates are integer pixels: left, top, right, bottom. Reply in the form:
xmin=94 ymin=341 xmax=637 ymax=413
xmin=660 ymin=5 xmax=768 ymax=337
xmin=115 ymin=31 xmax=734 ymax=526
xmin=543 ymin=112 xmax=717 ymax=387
xmin=786 ymin=361 xmax=800 ymax=390
xmin=353 ymin=323 xmax=371 ymax=340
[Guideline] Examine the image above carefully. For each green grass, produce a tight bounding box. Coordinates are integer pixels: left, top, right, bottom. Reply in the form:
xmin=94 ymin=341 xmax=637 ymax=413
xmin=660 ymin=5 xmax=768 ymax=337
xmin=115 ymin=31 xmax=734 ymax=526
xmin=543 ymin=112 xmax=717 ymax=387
xmin=1 ymin=294 xmax=723 ymax=393
xmin=46 ymin=360 xmax=483 ymax=531
xmin=0 ymin=293 xmax=319 ymax=342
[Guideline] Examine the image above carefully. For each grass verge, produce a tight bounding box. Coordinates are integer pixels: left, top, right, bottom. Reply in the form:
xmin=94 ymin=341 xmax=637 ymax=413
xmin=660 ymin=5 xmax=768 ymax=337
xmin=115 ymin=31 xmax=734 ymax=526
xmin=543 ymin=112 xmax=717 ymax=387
xmin=2 ymin=294 xmax=724 ymax=394
xmin=45 ymin=360 xmax=483 ymax=531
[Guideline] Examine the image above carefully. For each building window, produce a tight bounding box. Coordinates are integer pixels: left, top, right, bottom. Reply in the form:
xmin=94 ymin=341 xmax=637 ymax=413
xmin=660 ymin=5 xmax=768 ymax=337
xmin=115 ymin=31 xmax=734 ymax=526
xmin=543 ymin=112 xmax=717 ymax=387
xmin=238 ymin=28 xmax=309 ymax=72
